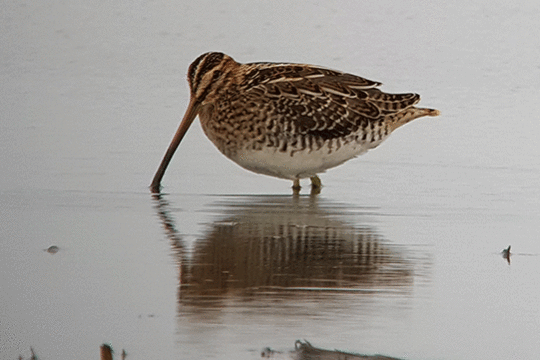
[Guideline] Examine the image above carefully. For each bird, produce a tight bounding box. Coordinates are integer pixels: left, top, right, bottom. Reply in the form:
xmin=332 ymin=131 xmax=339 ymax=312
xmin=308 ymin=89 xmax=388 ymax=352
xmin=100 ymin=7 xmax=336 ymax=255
xmin=150 ymin=52 xmax=440 ymax=193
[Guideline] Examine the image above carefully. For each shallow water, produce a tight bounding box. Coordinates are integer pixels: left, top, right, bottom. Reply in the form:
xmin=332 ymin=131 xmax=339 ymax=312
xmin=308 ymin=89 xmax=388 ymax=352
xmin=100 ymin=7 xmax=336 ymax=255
xmin=2 ymin=1 xmax=540 ymax=359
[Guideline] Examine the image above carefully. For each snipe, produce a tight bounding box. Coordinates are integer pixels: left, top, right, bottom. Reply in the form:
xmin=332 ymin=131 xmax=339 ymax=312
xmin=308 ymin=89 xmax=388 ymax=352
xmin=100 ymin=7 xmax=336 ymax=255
xmin=150 ymin=52 xmax=440 ymax=193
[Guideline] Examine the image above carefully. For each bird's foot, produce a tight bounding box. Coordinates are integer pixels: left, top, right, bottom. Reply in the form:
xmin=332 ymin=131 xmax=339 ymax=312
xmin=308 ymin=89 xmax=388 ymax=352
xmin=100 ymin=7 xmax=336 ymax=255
xmin=310 ymin=175 xmax=322 ymax=195
xmin=292 ymin=179 xmax=301 ymax=194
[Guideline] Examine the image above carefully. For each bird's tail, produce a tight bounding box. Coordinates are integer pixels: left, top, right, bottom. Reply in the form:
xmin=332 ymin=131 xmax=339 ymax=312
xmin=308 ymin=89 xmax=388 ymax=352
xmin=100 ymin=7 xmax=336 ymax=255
xmin=389 ymin=107 xmax=440 ymax=131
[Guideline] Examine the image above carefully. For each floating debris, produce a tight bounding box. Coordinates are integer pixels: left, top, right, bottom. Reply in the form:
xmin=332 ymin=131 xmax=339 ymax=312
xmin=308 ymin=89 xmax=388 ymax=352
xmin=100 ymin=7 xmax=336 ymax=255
xmin=502 ymin=245 xmax=511 ymax=264
xmin=17 ymin=347 xmax=37 ymax=360
xmin=262 ymin=340 xmax=403 ymax=359
xmin=100 ymin=343 xmax=127 ymax=360
xmin=100 ymin=344 xmax=113 ymax=360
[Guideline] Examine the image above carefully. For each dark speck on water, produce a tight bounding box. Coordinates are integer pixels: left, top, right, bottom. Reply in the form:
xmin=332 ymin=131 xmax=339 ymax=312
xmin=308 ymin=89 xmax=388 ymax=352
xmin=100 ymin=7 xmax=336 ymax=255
xmin=45 ymin=246 xmax=59 ymax=254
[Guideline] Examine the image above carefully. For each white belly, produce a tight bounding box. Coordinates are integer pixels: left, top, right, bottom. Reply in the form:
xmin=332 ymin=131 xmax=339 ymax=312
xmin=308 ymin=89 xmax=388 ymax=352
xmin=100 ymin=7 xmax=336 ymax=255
xmin=228 ymin=138 xmax=385 ymax=180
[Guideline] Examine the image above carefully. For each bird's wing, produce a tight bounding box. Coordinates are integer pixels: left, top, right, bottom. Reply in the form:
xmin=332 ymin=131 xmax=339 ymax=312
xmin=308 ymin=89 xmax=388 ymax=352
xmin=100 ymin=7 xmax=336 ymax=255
xmin=237 ymin=64 xmax=420 ymax=141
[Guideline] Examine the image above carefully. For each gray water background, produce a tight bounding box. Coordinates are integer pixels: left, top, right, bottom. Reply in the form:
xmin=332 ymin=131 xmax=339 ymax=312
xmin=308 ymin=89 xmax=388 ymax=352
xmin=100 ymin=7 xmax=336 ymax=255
xmin=1 ymin=1 xmax=539 ymax=359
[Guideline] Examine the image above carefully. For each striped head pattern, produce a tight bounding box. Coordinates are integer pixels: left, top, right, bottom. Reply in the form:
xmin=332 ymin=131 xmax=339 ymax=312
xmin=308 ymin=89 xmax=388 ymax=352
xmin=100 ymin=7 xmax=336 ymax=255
xmin=186 ymin=52 xmax=238 ymax=105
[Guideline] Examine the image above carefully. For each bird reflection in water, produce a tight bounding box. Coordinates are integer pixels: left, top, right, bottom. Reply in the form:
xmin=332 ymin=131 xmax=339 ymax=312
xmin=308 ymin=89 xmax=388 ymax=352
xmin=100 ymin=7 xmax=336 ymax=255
xmin=152 ymin=194 xmax=419 ymax=307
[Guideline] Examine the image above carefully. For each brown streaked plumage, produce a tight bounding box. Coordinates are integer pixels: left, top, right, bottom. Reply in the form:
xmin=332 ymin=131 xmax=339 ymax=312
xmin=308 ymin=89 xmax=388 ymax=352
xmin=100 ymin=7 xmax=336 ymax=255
xmin=150 ymin=52 xmax=440 ymax=193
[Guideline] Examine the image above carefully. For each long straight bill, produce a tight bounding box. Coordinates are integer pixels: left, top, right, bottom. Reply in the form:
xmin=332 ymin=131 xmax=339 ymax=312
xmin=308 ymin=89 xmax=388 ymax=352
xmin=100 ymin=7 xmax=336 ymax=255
xmin=150 ymin=98 xmax=200 ymax=193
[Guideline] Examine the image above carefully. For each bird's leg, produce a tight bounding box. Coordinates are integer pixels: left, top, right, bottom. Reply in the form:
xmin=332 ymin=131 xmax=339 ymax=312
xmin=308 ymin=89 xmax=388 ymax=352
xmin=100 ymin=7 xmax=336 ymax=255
xmin=310 ymin=175 xmax=322 ymax=191
xmin=292 ymin=179 xmax=301 ymax=194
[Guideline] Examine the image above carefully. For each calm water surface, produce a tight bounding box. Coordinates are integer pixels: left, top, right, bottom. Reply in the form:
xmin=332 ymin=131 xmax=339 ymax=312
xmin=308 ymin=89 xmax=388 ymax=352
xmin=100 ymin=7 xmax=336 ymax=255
xmin=1 ymin=1 xmax=540 ymax=359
